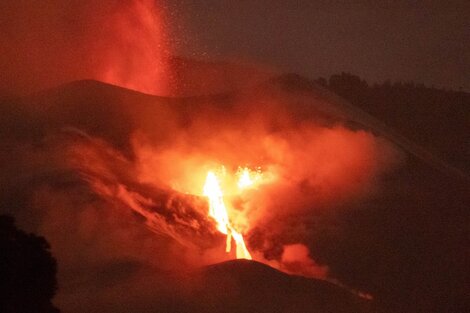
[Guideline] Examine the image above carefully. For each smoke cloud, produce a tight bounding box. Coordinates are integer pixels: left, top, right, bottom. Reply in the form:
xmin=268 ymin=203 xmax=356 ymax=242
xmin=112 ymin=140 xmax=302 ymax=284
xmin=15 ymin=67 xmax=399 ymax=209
xmin=280 ymin=243 xmax=329 ymax=278
xmin=0 ymin=0 xmax=170 ymax=95
xmin=0 ymin=0 xmax=276 ymax=97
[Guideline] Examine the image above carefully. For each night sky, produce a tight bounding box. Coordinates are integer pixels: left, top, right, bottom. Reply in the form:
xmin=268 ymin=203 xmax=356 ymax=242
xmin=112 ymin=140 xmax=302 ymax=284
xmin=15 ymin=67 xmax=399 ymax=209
xmin=167 ymin=0 xmax=469 ymax=90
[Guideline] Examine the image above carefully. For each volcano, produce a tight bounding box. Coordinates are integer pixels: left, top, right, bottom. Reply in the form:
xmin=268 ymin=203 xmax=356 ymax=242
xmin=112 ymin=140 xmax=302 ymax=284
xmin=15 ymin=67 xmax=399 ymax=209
xmin=0 ymin=73 xmax=468 ymax=313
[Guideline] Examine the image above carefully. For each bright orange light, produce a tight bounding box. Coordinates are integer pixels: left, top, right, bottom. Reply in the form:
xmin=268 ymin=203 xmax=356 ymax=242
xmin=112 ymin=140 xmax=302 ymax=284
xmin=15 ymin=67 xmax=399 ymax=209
xmin=203 ymin=171 xmax=229 ymax=234
xmin=203 ymin=170 xmax=252 ymax=260
xmin=236 ymin=167 xmax=262 ymax=190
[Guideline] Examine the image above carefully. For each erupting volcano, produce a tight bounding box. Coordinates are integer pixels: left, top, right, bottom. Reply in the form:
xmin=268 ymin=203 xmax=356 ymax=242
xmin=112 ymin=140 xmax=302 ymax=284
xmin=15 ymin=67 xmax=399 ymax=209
xmin=1 ymin=1 xmax=468 ymax=313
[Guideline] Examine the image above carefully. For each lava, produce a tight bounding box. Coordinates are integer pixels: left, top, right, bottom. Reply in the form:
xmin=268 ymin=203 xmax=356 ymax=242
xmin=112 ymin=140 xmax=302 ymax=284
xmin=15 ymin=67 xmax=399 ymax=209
xmin=203 ymin=170 xmax=252 ymax=260
xmin=236 ymin=167 xmax=262 ymax=190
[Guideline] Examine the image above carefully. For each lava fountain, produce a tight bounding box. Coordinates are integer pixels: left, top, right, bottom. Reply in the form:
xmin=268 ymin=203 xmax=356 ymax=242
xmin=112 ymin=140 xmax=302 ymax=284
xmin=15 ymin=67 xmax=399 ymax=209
xmin=203 ymin=169 xmax=257 ymax=260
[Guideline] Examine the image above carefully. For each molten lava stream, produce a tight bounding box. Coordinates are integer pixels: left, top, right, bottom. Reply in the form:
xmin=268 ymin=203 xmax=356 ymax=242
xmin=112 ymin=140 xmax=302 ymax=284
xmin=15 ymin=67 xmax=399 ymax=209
xmin=203 ymin=171 xmax=252 ymax=260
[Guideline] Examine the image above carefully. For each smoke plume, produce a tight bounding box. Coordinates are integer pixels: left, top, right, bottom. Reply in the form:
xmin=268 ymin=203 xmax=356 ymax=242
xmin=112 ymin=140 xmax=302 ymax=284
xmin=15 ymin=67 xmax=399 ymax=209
xmin=0 ymin=0 xmax=170 ymax=95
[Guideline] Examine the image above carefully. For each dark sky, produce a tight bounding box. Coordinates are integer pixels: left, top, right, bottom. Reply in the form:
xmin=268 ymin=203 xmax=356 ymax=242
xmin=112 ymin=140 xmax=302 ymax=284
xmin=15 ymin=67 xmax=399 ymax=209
xmin=166 ymin=0 xmax=469 ymax=90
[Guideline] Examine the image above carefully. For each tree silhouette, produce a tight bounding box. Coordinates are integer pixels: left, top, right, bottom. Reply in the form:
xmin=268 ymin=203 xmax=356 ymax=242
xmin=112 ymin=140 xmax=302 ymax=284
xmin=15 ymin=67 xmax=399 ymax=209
xmin=0 ymin=215 xmax=59 ymax=313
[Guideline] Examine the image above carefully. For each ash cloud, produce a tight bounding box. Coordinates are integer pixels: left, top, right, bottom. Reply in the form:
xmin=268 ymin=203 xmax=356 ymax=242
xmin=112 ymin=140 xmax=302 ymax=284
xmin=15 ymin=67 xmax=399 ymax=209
xmin=0 ymin=0 xmax=275 ymax=97
xmin=0 ymin=0 xmax=170 ymax=96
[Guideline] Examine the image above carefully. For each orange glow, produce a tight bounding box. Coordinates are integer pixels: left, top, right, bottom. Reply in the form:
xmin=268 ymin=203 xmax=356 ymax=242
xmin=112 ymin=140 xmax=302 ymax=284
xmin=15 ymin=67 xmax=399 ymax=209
xmin=203 ymin=171 xmax=229 ymax=234
xmin=236 ymin=167 xmax=262 ymax=190
xmin=203 ymin=171 xmax=252 ymax=260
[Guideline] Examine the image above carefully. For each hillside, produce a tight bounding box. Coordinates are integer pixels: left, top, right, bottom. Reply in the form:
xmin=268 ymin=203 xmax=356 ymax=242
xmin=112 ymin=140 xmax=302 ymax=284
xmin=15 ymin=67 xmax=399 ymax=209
xmin=167 ymin=259 xmax=378 ymax=313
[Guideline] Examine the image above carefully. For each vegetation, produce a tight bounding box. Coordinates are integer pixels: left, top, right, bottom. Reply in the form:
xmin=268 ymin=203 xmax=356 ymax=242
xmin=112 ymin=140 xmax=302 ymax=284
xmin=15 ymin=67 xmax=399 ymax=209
xmin=0 ymin=215 xmax=59 ymax=313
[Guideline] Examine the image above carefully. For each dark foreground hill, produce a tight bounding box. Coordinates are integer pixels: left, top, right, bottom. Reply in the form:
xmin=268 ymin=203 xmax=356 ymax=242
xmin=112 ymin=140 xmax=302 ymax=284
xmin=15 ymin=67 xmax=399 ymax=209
xmin=164 ymin=259 xmax=379 ymax=313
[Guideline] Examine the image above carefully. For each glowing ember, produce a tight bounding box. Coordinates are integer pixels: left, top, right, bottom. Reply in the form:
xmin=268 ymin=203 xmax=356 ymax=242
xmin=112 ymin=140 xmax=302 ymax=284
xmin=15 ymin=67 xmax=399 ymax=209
xmin=203 ymin=170 xmax=252 ymax=259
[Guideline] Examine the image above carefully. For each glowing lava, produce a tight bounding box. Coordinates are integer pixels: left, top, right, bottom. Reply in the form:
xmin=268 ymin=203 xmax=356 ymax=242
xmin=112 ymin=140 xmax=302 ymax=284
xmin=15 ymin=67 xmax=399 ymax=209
xmin=203 ymin=171 xmax=252 ymax=260
xmin=236 ymin=167 xmax=262 ymax=190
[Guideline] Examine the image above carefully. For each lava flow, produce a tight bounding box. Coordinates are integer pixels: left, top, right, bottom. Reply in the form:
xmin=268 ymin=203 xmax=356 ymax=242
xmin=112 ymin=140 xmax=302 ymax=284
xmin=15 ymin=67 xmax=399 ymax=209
xmin=203 ymin=169 xmax=253 ymax=260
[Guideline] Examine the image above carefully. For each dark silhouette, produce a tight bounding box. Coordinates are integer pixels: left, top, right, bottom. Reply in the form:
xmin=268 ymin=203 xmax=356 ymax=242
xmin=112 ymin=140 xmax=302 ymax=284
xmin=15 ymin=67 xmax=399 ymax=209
xmin=159 ymin=260 xmax=380 ymax=313
xmin=0 ymin=215 xmax=59 ymax=313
